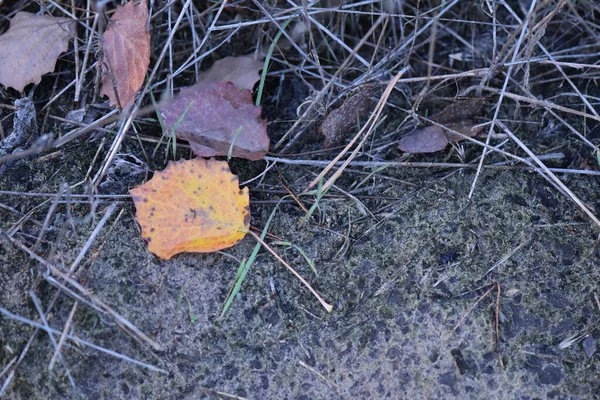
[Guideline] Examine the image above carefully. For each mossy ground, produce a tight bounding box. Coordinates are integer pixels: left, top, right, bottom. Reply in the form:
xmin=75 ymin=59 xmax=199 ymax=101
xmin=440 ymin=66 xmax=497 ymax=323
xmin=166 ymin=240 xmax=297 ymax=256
xmin=1 ymin=122 xmax=599 ymax=398
xmin=2 ymin=1 xmax=600 ymax=398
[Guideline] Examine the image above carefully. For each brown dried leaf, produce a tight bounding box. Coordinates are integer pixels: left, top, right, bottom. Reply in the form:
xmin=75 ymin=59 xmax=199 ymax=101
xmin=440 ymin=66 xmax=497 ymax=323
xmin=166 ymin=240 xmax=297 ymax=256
xmin=398 ymin=121 xmax=485 ymax=154
xmin=319 ymin=87 xmax=375 ymax=148
xmin=0 ymin=12 xmax=75 ymax=92
xmin=101 ymin=0 xmax=150 ymax=108
xmin=196 ymin=56 xmax=263 ymax=91
xmin=160 ymin=82 xmax=269 ymax=161
xmin=442 ymin=120 xmax=485 ymax=142
xmin=429 ymin=98 xmax=484 ymax=124
xmin=398 ymin=97 xmax=487 ymax=154
xmin=398 ymin=126 xmax=448 ymax=153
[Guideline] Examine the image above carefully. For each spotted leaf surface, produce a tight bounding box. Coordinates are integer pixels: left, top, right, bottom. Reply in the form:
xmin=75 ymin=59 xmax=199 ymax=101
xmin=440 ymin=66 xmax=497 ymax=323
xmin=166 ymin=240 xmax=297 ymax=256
xmin=130 ymin=158 xmax=250 ymax=259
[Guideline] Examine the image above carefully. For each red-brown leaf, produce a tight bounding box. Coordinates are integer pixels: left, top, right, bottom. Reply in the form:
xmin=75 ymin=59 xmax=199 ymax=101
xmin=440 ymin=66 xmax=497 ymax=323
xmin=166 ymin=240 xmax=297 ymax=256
xmin=100 ymin=0 xmax=150 ymax=108
xmin=159 ymin=82 xmax=269 ymax=161
xmin=0 ymin=12 xmax=75 ymax=92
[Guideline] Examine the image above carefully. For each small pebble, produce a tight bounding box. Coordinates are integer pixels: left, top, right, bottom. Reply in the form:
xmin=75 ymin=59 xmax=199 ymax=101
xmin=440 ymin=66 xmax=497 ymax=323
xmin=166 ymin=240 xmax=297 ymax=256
xmin=582 ymin=336 xmax=596 ymax=358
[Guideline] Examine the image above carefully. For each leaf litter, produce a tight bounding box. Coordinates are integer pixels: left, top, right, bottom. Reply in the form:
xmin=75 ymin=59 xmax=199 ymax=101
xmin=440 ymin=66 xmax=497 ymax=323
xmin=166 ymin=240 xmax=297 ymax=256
xmin=398 ymin=98 xmax=486 ymax=153
xmin=130 ymin=158 xmax=250 ymax=260
xmin=100 ymin=0 xmax=150 ymax=108
xmin=0 ymin=12 xmax=75 ymax=92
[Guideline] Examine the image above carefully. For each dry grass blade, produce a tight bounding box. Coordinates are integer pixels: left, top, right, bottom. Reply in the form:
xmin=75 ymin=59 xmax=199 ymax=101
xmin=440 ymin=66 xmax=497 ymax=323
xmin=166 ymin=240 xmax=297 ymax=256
xmin=248 ymin=230 xmax=333 ymax=313
xmin=496 ymin=120 xmax=600 ymax=228
xmin=468 ymin=0 xmax=537 ymax=199
xmin=305 ymin=67 xmax=409 ymax=193
xmin=0 ymin=306 xmax=166 ymax=374
xmin=1 ymin=228 xmax=163 ymax=351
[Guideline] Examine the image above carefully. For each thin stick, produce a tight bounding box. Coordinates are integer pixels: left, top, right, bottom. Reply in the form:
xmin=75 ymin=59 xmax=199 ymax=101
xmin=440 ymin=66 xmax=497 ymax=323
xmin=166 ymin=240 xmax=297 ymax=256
xmin=495 ymin=283 xmax=504 ymax=369
xmin=29 ymin=291 xmax=76 ymax=387
xmin=450 ymin=284 xmax=496 ymax=336
xmin=247 ymin=230 xmax=333 ymax=312
xmin=0 ymin=306 xmax=166 ymax=373
xmin=49 ymin=301 xmax=78 ymax=371
xmin=74 ymin=11 xmax=98 ymax=102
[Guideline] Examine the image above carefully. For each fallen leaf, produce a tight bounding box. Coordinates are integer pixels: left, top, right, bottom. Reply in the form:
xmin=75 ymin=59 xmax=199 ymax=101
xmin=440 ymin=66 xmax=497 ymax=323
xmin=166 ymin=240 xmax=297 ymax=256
xmin=196 ymin=56 xmax=263 ymax=91
xmin=319 ymin=87 xmax=375 ymax=148
xmin=130 ymin=158 xmax=250 ymax=259
xmin=442 ymin=120 xmax=485 ymax=142
xmin=398 ymin=98 xmax=487 ymax=154
xmin=398 ymin=126 xmax=448 ymax=153
xmin=397 ymin=121 xmax=485 ymax=154
xmin=159 ymin=82 xmax=269 ymax=161
xmin=429 ymin=98 xmax=484 ymax=124
xmin=0 ymin=12 xmax=75 ymax=92
xmin=101 ymin=0 xmax=150 ymax=108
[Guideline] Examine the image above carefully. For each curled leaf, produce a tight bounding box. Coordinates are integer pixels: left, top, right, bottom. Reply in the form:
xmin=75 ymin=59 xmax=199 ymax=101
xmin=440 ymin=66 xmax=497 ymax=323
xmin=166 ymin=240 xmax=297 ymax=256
xmin=130 ymin=158 xmax=250 ymax=259
xmin=0 ymin=12 xmax=75 ymax=92
xmin=101 ymin=0 xmax=150 ymax=107
xmin=398 ymin=126 xmax=448 ymax=153
xmin=319 ymin=87 xmax=375 ymax=148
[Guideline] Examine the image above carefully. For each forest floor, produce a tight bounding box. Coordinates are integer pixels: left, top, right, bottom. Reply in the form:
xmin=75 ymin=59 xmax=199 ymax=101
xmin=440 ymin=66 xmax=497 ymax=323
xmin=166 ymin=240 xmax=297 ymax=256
xmin=1 ymin=1 xmax=600 ymax=399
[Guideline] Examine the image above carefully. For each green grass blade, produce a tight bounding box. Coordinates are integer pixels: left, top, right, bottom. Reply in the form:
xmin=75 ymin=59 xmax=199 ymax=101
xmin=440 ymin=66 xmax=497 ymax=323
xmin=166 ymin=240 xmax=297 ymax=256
xmin=221 ymin=201 xmax=284 ymax=317
xmin=255 ymin=17 xmax=294 ymax=107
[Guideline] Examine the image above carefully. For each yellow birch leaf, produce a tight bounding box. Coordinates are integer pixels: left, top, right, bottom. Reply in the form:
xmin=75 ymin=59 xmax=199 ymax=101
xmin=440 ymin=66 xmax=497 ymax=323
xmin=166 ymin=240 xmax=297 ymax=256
xmin=130 ymin=158 xmax=250 ymax=259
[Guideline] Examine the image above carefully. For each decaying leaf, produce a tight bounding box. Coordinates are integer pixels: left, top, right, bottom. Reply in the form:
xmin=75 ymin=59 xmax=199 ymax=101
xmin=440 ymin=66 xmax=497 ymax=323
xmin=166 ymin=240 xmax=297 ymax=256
xmin=130 ymin=158 xmax=250 ymax=260
xmin=159 ymin=82 xmax=269 ymax=161
xmin=442 ymin=120 xmax=485 ymax=142
xmin=0 ymin=12 xmax=75 ymax=92
xmin=101 ymin=0 xmax=150 ymax=108
xmin=398 ymin=98 xmax=486 ymax=154
xmin=398 ymin=121 xmax=484 ymax=154
xmin=429 ymin=98 xmax=485 ymax=124
xmin=398 ymin=126 xmax=448 ymax=153
xmin=195 ymin=56 xmax=263 ymax=91
xmin=319 ymin=87 xmax=375 ymax=148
